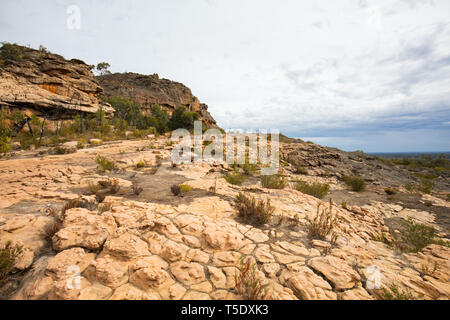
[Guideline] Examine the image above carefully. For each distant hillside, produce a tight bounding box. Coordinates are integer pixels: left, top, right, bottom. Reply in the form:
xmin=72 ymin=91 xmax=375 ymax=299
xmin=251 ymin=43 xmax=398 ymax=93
xmin=97 ymin=72 xmax=218 ymax=128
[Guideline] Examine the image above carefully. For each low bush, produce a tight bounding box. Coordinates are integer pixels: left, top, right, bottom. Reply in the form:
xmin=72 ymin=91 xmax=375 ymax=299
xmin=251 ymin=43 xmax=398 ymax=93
xmin=171 ymin=184 xmax=181 ymax=196
xmin=380 ymin=284 xmax=414 ymax=300
xmin=261 ymin=174 xmax=286 ymax=189
xmin=179 ymin=184 xmax=192 ymax=193
xmin=136 ymin=161 xmax=145 ymax=169
xmin=395 ymin=219 xmax=445 ymax=253
xmin=418 ymin=178 xmax=433 ymax=194
xmin=384 ymin=187 xmax=398 ymax=195
xmin=235 ymin=193 xmax=274 ymax=226
xmin=95 ymin=155 xmax=116 ymax=172
xmin=0 ymin=241 xmax=23 ymax=286
xmin=343 ymin=175 xmax=366 ymax=192
xmin=296 ymin=181 xmax=330 ymax=199
xmin=225 ymin=172 xmax=246 ymax=186
xmin=0 ymin=136 xmax=11 ymax=155
xmin=294 ymin=166 xmax=309 ymax=175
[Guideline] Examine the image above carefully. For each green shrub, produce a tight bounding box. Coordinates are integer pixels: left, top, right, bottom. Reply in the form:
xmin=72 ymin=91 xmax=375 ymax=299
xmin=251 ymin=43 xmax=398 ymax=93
xmin=380 ymin=284 xmax=414 ymax=300
xmin=136 ymin=161 xmax=145 ymax=169
xmin=396 ymin=219 xmax=440 ymax=253
xmin=179 ymin=184 xmax=192 ymax=193
xmin=242 ymin=162 xmax=259 ymax=176
xmin=95 ymin=155 xmax=116 ymax=172
xmin=225 ymin=172 xmax=246 ymax=186
xmin=418 ymin=178 xmax=433 ymax=194
xmin=0 ymin=241 xmax=23 ymax=286
xmin=235 ymin=193 xmax=274 ymax=226
xmin=0 ymin=42 xmax=24 ymax=62
xmin=0 ymin=136 xmax=12 ymax=155
xmin=404 ymin=182 xmax=416 ymax=192
xmin=384 ymin=187 xmax=398 ymax=195
xmin=169 ymin=106 xmax=199 ymax=130
xmin=261 ymin=174 xmax=286 ymax=189
xmin=447 ymin=194 xmax=450 ymax=202
xmin=296 ymin=181 xmax=330 ymax=199
xmin=343 ymin=175 xmax=366 ymax=192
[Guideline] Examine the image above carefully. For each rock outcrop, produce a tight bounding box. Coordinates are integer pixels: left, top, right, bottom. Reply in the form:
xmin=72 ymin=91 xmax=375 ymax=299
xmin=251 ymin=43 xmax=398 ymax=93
xmin=1 ymin=135 xmax=448 ymax=301
xmin=0 ymin=45 xmax=114 ymax=119
xmin=97 ymin=72 xmax=217 ymax=127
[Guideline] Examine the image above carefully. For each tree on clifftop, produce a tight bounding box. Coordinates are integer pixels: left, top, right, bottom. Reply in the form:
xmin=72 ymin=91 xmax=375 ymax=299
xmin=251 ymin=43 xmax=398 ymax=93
xmin=95 ymin=62 xmax=111 ymax=76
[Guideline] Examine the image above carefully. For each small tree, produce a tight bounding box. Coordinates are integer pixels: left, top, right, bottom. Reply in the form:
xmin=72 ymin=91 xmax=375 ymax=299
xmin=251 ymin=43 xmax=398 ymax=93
xmin=96 ymin=62 xmax=111 ymax=76
xmin=169 ymin=106 xmax=199 ymax=130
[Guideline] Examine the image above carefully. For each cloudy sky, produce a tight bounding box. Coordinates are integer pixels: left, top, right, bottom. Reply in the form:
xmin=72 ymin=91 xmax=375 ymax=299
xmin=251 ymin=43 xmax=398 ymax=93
xmin=1 ymin=0 xmax=449 ymax=152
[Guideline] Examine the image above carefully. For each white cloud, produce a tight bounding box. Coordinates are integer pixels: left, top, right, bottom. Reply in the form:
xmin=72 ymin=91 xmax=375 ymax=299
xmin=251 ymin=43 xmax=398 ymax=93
xmin=0 ymin=0 xmax=449 ymax=151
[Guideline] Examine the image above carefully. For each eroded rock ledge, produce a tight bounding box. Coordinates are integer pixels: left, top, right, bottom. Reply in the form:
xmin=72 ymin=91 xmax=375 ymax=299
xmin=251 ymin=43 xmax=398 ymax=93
xmin=0 ymin=45 xmax=114 ymax=118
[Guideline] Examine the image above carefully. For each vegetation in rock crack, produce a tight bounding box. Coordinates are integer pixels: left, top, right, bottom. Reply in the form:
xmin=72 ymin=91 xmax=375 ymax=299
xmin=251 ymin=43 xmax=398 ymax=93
xmin=95 ymin=155 xmax=116 ymax=172
xmin=179 ymin=184 xmax=192 ymax=193
xmin=87 ymin=181 xmax=101 ymax=195
xmin=234 ymin=258 xmax=268 ymax=300
xmin=380 ymin=284 xmax=415 ymax=300
xmin=101 ymin=178 xmax=120 ymax=194
xmin=61 ymin=197 xmax=97 ymax=216
xmin=384 ymin=187 xmax=398 ymax=195
xmin=171 ymin=184 xmax=181 ymax=196
xmin=343 ymin=175 xmax=366 ymax=192
xmin=136 ymin=161 xmax=145 ymax=169
xmin=261 ymin=174 xmax=286 ymax=189
xmin=296 ymin=180 xmax=330 ymax=199
xmin=0 ymin=241 xmax=23 ymax=287
xmin=43 ymin=221 xmax=62 ymax=241
xmin=225 ymin=172 xmax=246 ymax=186
xmin=308 ymin=199 xmax=337 ymax=241
xmin=235 ymin=193 xmax=274 ymax=226
xmin=294 ymin=166 xmax=309 ymax=175
xmin=132 ymin=183 xmax=144 ymax=196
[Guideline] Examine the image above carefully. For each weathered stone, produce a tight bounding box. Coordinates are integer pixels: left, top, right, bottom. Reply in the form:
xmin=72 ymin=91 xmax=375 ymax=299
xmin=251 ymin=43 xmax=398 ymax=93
xmin=182 ymin=290 xmax=211 ymax=300
xmin=308 ymin=256 xmax=361 ymax=291
xmin=212 ymin=251 xmax=241 ymax=267
xmin=203 ymin=225 xmax=244 ymax=250
xmin=78 ymin=283 xmax=113 ymax=300
xmin=340 ymin=287 xmax=373 ymax=300
xmin=103 ymin=229 xmax=150 ymax=259
xmin=0 ymin=45 xmax=114 ymax=117
xmin=288 ymin=267 xmax=337 ymax=300
xmin=86 ymin=255 xmax=128 ymax=289
xmin=46 ymin=248 xmax=95 ymax=280
xmin=161 ymin=240 xmax=189 ymax=262
xmin=208 ymin=266 xmax=227 ymax=289
xmin=129 ymin=257 xmax=172 ymax=290
xmin=171 ymin=261 xmax=206 ymax=286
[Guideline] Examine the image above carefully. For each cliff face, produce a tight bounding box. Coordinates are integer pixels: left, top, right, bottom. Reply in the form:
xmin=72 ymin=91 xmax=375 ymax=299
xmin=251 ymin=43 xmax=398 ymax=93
xmin=97 ymin=72 xmax=217 ymax=127
xmin=0 ymin=45 xmax=114 ymax=119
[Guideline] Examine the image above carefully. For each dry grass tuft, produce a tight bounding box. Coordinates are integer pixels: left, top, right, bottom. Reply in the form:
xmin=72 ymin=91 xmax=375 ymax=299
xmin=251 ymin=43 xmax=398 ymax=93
xmin=234 ymin=258 xmax=268 ymax=300
xmin=235 ymin=193 xmax=274 ymax=226
xmin=308 ymin=199 xmax=337 ymax=240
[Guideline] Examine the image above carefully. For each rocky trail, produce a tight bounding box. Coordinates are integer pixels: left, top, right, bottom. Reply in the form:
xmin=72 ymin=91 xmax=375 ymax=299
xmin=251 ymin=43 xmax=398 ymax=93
xmin=0 ymin=136 xmax=449 ymax=300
